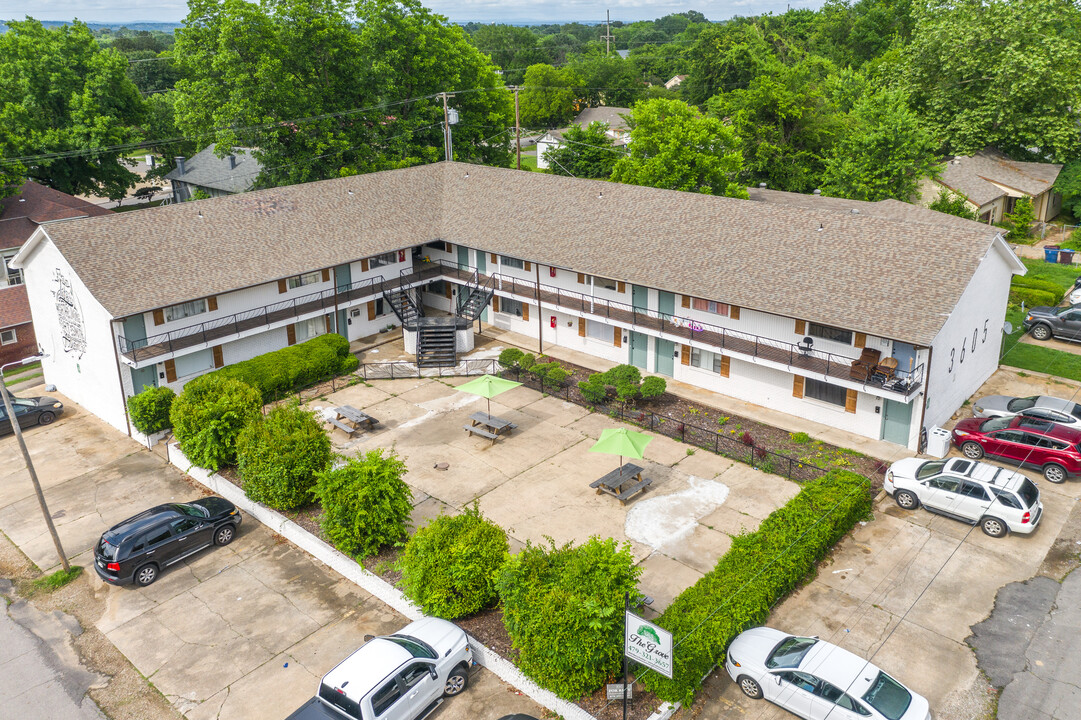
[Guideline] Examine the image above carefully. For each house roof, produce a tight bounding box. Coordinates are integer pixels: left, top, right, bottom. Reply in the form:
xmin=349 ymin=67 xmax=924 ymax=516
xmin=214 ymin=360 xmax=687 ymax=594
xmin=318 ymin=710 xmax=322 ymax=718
xmin=164 ymin=144 xmax=263 ymax=194
xmin=34 ymin=161 xmax=1009 ymax=347
xmin=938 ymin=148 xmax=1063 ymax=206
xmin=0 ymin=181 xmax=111 ymax=251
xmin=573 ymin=106 xmax=631 ymax=131
xmin=0 ymin=284 xmax=32 ymax=329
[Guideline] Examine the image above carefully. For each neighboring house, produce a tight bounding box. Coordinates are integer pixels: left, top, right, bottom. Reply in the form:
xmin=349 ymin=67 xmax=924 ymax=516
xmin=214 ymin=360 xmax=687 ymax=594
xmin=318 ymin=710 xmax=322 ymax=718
xmin=0 ymin=181 xmax=112 ymax=365
xmin=536 ymin=107 xmax=631 ymax=170
xmin=165 ymin=144 xmax=262 ymax=203
xmin=13 ymin=161 xmax=1022 ymax=452
xmin=919 ymin=148 xmax=1063 ymax=224
xmin=664 ymin=74 xmax=687 ymax=90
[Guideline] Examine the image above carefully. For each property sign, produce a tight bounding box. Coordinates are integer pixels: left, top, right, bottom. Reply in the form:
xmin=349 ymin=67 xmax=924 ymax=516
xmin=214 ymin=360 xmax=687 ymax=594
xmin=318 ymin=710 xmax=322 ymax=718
xmin=625 ymin=612 xmax=674 ymax=678
xmin=606 ymin=684 xmax=632 ymax=700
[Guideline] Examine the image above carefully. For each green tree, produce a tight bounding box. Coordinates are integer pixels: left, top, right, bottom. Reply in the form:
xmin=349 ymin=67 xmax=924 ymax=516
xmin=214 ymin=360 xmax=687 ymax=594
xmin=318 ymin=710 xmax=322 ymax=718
xmin=900 ymin=0 xmax=1081 ymax=161
xmin=237 ymin=402 xmax=331 ymax=511
xmin=928 ymin=188 xmax=978 ymax=221
xmin=682 ymin=23 xmax=777 ymax=106
xmin=126 ymin=387 xmax=176 ymax=435
xmin=470 ymin=24 xmax=544 ymax=85
xmin=566 ymin=55 xmax=643 ymax=108
xmin=170 ymin=375 xmax=262 ymax=471
xmin=519 ymin=64 xmax=583 ymax=128
xmin=611 ymin=98 xmax=747 ymax=198
xmin=1054 ymin=160 xmax=1081 ymax=218
xmin=124 ymin=50 xmax=183 ymax=95
xmin=543 ymin=122 xmax=620 ymax=178
xmin=0 ymin=19 xmax=145 ymax=199
xmin=820 ymin=90 xmax=940 ymax=202
xmin=1006 ymin=197 xmax=1035 ymax=241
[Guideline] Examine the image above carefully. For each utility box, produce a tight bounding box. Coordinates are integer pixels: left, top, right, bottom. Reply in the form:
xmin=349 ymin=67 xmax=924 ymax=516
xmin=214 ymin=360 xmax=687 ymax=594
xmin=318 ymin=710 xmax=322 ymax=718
xmin=926 ymin=426 xmax=952 ymax=458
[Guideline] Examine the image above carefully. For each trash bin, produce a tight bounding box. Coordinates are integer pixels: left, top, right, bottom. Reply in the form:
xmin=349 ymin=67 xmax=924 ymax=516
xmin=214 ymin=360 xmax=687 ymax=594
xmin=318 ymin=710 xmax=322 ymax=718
xmin=1045 ymin=245 xmax=1061 ymax=263
xmin=926 ymin=426 xmax=952 ymax=459
xmin=1060 ymin=248 xmax=1076 ymax=264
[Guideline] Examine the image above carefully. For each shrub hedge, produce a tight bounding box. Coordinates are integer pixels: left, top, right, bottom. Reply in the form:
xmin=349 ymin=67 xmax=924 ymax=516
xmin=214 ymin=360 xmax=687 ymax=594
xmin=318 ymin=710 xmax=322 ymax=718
xmin=170 ymin=376 xmax=262 ymax=471
xmin=127 ymin=386 xmax=175 ymax=435
xmin=205 ymin=333 xmax=358 ymax=402
xmin=641 ymin=469 xmax=872 ymax=703
xmin=1009 ymin=287 xmax=1058 ymax=309
xmin=577 ymin=364 xmax=666 ymax=404
xmin=399 ymin=504 xmax=508 ymax=619
xmin=237 ymin=402 xmax=332 ymax=511
xmin=496 ymin=536 xmax=640 ymax=699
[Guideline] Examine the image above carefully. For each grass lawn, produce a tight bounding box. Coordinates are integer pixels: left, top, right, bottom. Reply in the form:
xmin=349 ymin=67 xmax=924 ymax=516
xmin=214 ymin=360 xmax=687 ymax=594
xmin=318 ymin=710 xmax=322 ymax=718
xmin=511 ymin=154 xmax=538 ymax=171
xmin=3 ymin=361 xmax=42 ymax=386
xmin=1000 ymin=308 xmax=1081 ymax=382
xmin=1020 ymin=258 xmax=1081 ymax=289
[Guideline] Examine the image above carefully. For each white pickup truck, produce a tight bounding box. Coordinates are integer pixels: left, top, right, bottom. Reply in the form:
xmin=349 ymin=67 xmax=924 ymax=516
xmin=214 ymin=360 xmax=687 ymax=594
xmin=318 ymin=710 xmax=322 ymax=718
xmin=284 ymin=617 xmax=473 ymax=720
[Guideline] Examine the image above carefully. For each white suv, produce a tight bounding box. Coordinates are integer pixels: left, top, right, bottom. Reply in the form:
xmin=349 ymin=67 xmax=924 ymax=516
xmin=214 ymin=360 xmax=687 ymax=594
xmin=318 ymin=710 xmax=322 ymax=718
xmin=885 ymin=457 xmax=1042 ymax=537
xmin=285 ymin=616 xmax=473 ymax=720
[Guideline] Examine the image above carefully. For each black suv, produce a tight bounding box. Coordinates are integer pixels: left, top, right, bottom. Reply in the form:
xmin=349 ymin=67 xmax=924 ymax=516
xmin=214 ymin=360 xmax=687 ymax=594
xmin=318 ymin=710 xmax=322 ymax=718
xmin=94 ymin=498 xmax=241 ymax=586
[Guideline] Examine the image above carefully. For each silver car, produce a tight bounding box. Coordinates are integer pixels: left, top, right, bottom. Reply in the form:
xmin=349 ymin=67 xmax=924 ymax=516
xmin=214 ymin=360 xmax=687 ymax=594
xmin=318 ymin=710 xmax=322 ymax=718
xmin=973 ymin=395 xmax=1081 ymax=425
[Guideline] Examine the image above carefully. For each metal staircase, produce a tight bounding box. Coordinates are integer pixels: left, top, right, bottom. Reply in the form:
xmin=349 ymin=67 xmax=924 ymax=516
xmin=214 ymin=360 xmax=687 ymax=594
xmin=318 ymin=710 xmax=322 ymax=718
xmin=384 ymin=286 xmax=423 ymax=329
xmin=416 ymin=318 xmax=458 ymax=368
xmin=456 ymin=270 xmax=495 ymax=323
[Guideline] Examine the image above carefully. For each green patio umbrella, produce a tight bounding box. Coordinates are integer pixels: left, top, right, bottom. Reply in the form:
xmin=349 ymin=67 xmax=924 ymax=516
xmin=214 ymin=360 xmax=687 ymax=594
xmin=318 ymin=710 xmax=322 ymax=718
xmin=456 ymin=374 xmax=522 ymax=416
xmin=589 ymin=427 xmax=653 ymax=471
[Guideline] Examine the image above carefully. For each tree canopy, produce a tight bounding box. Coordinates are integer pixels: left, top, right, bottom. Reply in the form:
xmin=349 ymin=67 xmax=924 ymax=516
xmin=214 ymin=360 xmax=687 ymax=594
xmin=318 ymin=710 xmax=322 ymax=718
xmin=543 ymin=122 xmax=621 ymax=178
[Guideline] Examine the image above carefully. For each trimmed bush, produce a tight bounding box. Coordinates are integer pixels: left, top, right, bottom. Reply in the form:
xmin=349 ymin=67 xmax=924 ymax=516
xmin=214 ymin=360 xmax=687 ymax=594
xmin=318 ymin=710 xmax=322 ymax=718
xmin=496 ymin=536 xmax=640 ymax=699
xmin=237 ymin=402 xmax=331 ymax=511
xmin=578 ymin=372 xmax=608 ymax=403
xmin=640 ymin=376 xmax=666 ymax=400
xmin=498 ymin=348 xmax=524 ymax=369
xmin=127 ymin=386 xmax=175 ymax=435
xmin=1009 ymin=287 xmax=1057 ymax=308
xmin=518 ymin=353 xmax=536 ymax=372
xmin=544 ymin=364 xmax=571 ymax=389
xmin=1012 ymin=276 xmax=1065 ymax=296
xmin=399 ymin=504 xmax=508 ymax=619
xmin=310 ymin=449 xmax=412 ymax=558
xmin=205 ymin=333 xmax=356 ymax=402
xmin=170 ymin=376 xmax=262 ymax=471
xmin=642 ymin=470 xmax=872 ymax=703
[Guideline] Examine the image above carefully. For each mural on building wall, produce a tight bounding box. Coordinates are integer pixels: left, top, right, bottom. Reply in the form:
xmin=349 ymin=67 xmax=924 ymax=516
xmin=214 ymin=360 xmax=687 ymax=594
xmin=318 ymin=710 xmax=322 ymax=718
xmin=52 ymin=268 xmax=87 ymax=357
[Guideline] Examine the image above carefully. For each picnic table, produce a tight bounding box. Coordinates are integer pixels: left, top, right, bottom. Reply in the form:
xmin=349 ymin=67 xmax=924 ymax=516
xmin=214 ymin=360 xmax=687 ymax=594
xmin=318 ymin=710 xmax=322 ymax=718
xmin=464 ymin=411 xmax=518 ymax=443
xmin=327 ymin=405 xmax=377 ymax=437
xmin=589 ymin=463 xmax=652 ymax=504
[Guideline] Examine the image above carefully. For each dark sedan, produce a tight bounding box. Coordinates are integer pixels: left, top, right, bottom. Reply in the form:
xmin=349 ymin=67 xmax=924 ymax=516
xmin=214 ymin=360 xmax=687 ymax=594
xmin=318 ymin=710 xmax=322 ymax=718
xmin=0 ymin=395 xmax=64 ymax=436
xmin=94 ymin=497 xmax=242 ymax=586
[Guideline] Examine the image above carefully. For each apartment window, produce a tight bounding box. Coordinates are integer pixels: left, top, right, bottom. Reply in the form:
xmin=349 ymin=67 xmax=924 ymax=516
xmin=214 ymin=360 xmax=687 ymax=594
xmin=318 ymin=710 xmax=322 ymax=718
xmin=594 ymin=276 xmax=618 ymax=291
xmin=500 ymin=298 xmax=524 ymax=317
xmin=501 ymin=256 xmax=524 ymax=270
xmin=804 ymin=378 xmax=847 ymax=407
xmin=288 ymin=270 xmax=322 ymax=289
xmin=429 ymin=279 xmax=447 ymax=295
xmin=173 ymin=348 xmax=214 ymax=378
xmin=691 ymin=347 xmax=722 ymax=374
xmin=3 ymin=252 xmax=21 ymax=286
xmin=296 ymin=317 xmax=325 ymax=342
xmin=0 ymin=328 xmax=15 ymax=345
xmin=808 ymin=322 xmax=853 ymax=345
xmin=692 ymin=298 xmax=729 ymax=316
xmin=164 ymin=299 xmax=207 ymax=323
xmin=586 ymin=319 xmax=609 ymax=340
xmin=370 ymin=252 xmax=398 ymax=268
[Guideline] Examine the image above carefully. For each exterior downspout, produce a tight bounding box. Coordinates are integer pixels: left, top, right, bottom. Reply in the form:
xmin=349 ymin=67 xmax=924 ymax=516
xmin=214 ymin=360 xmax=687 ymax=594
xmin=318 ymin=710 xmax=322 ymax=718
xmin=109 ymin=320 xmax=133 ymax=438
xmin=915 ymin=345 xmax=933 ymax=453
xmin=536 ymin=262 xmax=543 ymax=354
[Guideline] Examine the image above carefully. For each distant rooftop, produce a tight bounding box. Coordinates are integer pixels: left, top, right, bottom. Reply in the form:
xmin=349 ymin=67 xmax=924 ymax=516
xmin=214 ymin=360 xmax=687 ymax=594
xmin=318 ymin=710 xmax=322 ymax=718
xmin=0 ymin=180 xmax=111 ymax=250
xmin=938 ymin=148 xmax=1062 ymax=206
xmin=165 ymin=144 xmax=263 ymax=194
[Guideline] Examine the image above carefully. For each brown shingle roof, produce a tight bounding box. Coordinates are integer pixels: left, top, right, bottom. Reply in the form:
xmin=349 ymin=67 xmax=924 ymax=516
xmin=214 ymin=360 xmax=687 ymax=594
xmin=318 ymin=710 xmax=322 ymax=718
xmin=0 ymin=181 xmax=111 ymax=250
xmin=938 ymin=148 xmax=1063 ymax=206
xmin=0 ymin=285 xmax=32 ymax=329
xmin=40 ymin=161 xmax=1009 ymax=347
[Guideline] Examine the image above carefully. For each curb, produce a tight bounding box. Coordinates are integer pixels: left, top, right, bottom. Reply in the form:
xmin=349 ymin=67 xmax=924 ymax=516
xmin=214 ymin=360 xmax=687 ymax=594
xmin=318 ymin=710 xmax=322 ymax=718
xmin=168 ymin=443 xmax=601 ymax=720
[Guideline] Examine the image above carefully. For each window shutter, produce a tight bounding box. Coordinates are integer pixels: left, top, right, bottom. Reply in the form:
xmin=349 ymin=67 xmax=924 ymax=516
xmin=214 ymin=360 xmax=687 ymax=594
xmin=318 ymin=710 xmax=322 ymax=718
xmin=491 ymin=253 xmax=497 ymax=263
xmin=795 ymin=319 xmax=806 ymax=335
xmin=681 ymin=345 xmax=690 ymax=365
xmin=207 ymin=296 xmax=218 ymax=312
xmin=287 ymin=324 xmax=296 ymax=346
xmin=524 ymin=261 xmax=532 ymax=272
xmin=578 ymin=318 xmax=586 ymax=337
xmin=522 ymin=303 xmax=529 ymax=322
xmin=845 ymin=389 xmax=858 ymax=413
xmin=613 ymin=326 xmax=622 ymax=348
xmin=367 ymin=301 xmax=376 ymax=321
xmin=720 ymin=355 xmax=730 ymax=377
xmin=681 ymin=295 xmax=691 ymax=309
xmin=152 ymin=309 xmax=165 ymax=326
xmin=322 ymin=268 xmax=330 ymax=282
xmin=324 ymin=315 xmax=331 ymax=333
xmin=617 ymin=281 xmax=626 ymax=294
xmin=854 ymin=332 xmax=866 ymax=348
xmin=212 ymin=346 xmax=224 ymax=368
xmin=577 ymin=273 xmax=586 ymax=284
xmin=361 ymin=258 xmax=370 ymax=272
xmin=492 ymin=296 xmax=500 ymax=313
xmin=445 ymin=283 xmax=452 ymax=299
xmin=278 ymin=279 xmax=288 ymax=294
xmin=793 ymin=375 xmax=804 ymax=398
xmin=444 ymin=242 xmax=452 ymax=253
xmin=164 ymin=359 xmax=177 ymax=383
xmin=730 ymin=306 xmax=740 ymax=321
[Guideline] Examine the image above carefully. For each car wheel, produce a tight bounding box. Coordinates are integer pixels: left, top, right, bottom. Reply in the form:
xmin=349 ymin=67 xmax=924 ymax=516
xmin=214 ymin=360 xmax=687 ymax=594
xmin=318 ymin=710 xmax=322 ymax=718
xmin=737 ymin=675 xmax=763 ymax=700
xmin=895 ymin=490 xmax=919 ymax=510
xmin=37 ymin=412 xmax=55 ymax=426
xmin=1030 ymin=324 xmax=1052 ymax=341
xmin=214 ymin=524 xmax=235 ymax=546
xmin=981 ymin=517 xmax=1007 ymax=538
xmin=961 ymin=441 xmax=985 ymax=460
xmin=134 ymin=563 xmax=159 ymax=587
xmin=1043 ymin=463 xmax=1068 ymax=484
xmin=443 ymin=663 xmax=469 ymax=697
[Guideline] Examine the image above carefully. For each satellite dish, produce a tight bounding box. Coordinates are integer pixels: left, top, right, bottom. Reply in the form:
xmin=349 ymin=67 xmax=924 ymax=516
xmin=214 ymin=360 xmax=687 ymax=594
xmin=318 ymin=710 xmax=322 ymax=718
xmin=1003 ymin=321 xmax=1014 ymax=335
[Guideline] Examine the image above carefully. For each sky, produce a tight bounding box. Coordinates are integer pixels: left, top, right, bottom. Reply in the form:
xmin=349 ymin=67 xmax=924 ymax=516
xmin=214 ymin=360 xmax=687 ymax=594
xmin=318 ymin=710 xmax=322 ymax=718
xmin=0 ymin=0 xmax=824 ymax=26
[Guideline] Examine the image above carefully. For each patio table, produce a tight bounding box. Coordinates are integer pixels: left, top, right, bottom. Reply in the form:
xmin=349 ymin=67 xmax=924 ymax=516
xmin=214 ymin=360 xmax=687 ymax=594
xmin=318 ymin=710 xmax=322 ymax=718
xmin=589 ymin=463 xmax=652 ymax=504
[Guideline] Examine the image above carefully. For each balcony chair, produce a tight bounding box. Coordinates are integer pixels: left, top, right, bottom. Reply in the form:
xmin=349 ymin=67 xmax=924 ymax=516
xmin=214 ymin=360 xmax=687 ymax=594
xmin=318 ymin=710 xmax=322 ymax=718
xmin=797 ymin=336 xmax=814 ymax=356
xmin=872 ymin=356 xmax=899 ymax=384
xmin=849 ymin=347 xmax=881 ymax=381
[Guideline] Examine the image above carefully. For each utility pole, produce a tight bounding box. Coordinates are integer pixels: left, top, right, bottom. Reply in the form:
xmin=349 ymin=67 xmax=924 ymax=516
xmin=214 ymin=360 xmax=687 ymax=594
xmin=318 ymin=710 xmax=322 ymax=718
xmin=441 ymin=92 xmax=451 ymax=162
xmin=1 ymin=356 xmax=69 ymax=572
xmin=514 ymin=87 xmax=521 ymax=171
xmin=603 ymin=10 xmax=614 ymax=56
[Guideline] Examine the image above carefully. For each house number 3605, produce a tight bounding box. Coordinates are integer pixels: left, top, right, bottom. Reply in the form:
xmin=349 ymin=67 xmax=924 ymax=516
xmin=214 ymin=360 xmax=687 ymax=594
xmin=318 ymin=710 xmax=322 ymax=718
xmin=948 ymin=320 xmax=988 ymax=374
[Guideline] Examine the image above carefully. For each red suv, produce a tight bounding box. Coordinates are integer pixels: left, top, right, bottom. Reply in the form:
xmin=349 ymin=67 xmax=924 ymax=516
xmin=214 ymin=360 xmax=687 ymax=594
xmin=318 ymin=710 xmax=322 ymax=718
xmin=952 ymin=416 xmax=1081 ymax=484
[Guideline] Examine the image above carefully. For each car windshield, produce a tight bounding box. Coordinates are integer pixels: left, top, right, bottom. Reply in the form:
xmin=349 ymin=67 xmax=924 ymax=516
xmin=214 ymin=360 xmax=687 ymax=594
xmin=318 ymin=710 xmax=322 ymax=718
xmin=1071 ymin=404 xmax=1081 ymax=421
xmin=915 ymin=460 xmax=946 ymax=481
xmin=861 ymin=672 xmax=912 ymax=720
xmin=766 ymin=636 xmax=818 ymax=669
xmin=1006 ymin=396 xmax=1039 ymax=412
xmin=170 ymin=503 xmax=209 ymax=519
xmin=981 ymin=416 xmax=1014 ymax=432
xmin=98 ymin=537 xmax=118 ymax=561
xmin=1017 ymin=478 xmax=1040 ymax=508
xmin=386 ymin=634 xmax=437 ymax=659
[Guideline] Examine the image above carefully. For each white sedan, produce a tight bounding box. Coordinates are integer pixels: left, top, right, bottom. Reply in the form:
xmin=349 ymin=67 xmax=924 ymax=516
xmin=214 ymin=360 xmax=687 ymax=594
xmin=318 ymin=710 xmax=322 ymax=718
xmin=725 ymin=627 xmax=931 ymax=720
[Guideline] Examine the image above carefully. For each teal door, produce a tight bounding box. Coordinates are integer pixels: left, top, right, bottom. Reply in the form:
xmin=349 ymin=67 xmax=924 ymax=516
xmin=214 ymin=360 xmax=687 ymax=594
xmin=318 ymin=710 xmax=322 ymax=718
xmin=881 ymin=399 xmax=913 ymax=445
xmin=632 ymin=285 xmax=648 ymax=311
xmin=629 ymin=331 xmax=648 ymax=369
xmin=476 ymin=251 xmax=488 ymax=322
xmin=658 ymin=291 xmax=675 ymax=319
xmin=458 ymin=245 xmax=470 ymax=270
xmin=122 ymin=314 xmax=147 ymax=350
xmin=654 ymin=338 xmax=675 ymax=377
xmin=130 ymin=365 xmax=157 ymax=393
xmin=335 ymin=263 xmax=351 ymax=291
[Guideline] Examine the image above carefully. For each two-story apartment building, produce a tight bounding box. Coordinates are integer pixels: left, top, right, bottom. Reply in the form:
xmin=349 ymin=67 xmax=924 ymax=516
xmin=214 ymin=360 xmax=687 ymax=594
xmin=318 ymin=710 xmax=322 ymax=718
xmin=12 ymin=161 xmax=1023 ymax=450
